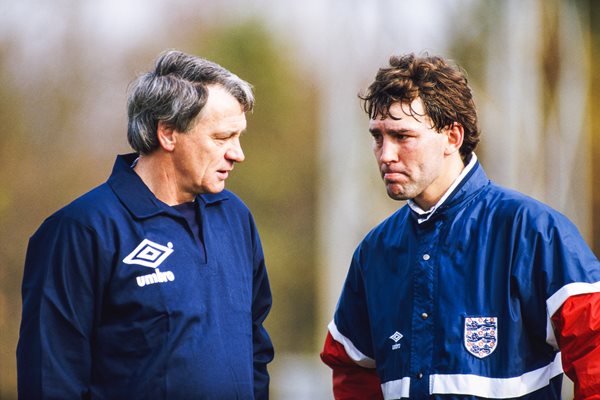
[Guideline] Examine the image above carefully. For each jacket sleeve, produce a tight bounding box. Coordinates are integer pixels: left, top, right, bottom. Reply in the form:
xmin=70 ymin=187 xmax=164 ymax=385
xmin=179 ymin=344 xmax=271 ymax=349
xmin=321 ymin=244 xmax=382 ymax=399
xmin=17 ymin=216 xmax=101 ymax=399
xmin=321 ymin=331 xmax=383 ymax=400
xmin=250 ymin=217 xmax=274 ymax=400
xmin=552 ymin=292 xmax=600 ymax=400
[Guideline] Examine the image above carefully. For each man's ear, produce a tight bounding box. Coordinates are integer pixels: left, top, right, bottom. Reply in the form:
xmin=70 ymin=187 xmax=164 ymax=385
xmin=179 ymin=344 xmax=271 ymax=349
xmin=444 ymin=122 xmax=464 ymax=156
xmin=157 ymin=121 xmax=176 ymax=152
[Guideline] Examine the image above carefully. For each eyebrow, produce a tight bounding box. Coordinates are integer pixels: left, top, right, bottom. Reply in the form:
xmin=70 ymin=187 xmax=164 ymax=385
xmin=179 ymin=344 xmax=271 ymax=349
xmin=368 ymin=127 xmax=411 ymax=135
xmin=214 ymin=128 xmax=246 ymax=137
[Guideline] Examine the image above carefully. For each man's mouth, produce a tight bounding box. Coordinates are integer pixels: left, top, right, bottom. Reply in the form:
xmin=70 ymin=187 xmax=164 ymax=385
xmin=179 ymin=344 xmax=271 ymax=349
xmin=217 ymin=169 xmax=230 ymax=179
xmin=382 ymin=170 xmax=407 ymax=181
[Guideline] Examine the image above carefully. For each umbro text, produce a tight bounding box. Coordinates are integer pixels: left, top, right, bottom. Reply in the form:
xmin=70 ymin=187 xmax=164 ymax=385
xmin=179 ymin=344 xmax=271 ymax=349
xmin=136 ymin=268 xmax=175 ymax=287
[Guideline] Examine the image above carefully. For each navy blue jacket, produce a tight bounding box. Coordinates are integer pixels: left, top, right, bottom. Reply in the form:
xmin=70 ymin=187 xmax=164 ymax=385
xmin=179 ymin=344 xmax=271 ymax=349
xmin=17 ymin=154 xmax=274 ymax=399
xmin=331 ymin=161 xmax=600 ymax=399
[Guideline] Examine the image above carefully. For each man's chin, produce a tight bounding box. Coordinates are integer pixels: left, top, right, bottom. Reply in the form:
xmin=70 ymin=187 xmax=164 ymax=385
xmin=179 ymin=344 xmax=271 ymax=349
xmin=386 ymin=186 xmax=411 ymax=201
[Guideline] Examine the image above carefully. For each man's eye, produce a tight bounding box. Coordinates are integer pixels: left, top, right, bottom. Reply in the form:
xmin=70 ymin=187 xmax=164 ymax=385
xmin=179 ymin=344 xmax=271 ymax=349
xmin=393 ymin=133 xmax=410 ymax=141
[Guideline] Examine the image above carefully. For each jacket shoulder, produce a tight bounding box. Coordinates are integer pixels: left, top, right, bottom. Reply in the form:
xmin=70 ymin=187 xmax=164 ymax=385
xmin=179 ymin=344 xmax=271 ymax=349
xmin=359 ymin=205 xmax=411 ymax=249
xmin=479 ymin=184 xmax=580 ymax=239
xmin=486 ymin=184 xmax=566 ymax=219
xmin=39 ymin=183 xmax=118 ymax=231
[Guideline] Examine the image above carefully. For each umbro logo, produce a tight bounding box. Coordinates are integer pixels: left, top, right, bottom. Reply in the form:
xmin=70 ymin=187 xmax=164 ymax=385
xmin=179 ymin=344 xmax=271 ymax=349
xmin=123 ymin=239 xmax=176 ymax=288
xmin=389 ymin=331 xmax=404 ymax=350
xmin=136 ymin=268 xmax=175 ymax=288
xmin=123 ymin=239 xmax=174 ymax=268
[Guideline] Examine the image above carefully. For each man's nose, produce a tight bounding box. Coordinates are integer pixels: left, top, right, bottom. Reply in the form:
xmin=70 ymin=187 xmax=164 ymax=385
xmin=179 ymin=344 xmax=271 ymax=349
xmin=226 ymin=137 xmax=245 ymax=163
xmin=378 ymin=137 xmax=398 ymax=164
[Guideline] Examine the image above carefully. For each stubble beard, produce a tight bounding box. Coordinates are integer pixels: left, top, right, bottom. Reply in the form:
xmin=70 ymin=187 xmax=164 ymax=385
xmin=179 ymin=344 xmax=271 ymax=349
xmin=385 ymin=181 xmax=418 ymax=201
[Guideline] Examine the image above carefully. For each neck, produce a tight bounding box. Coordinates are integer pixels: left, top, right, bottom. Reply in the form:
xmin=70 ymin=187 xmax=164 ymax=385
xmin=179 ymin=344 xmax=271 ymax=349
xmin=133 ymin=153 xmax=193 ymax=206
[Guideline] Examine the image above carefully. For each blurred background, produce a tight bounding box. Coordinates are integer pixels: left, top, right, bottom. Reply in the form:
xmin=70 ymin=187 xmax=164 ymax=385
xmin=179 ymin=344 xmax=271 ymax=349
xmin=0 ymin=0 xmax=598 ymax=398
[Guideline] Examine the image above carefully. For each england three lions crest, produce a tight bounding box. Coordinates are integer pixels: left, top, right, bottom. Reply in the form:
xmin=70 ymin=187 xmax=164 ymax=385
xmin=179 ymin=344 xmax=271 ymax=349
xmin=464 ymin=316 xmax=498 ymax=358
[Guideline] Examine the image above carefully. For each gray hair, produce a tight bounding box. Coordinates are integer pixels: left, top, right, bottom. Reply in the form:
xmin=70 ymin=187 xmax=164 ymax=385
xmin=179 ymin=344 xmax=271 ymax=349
xmin=127 ymin=50 xmax=254 ymax=154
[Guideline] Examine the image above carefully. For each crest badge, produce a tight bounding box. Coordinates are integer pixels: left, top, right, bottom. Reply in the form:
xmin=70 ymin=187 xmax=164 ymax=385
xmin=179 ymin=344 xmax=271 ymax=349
xmin=464 ymin=316 xmax=498 ymax=358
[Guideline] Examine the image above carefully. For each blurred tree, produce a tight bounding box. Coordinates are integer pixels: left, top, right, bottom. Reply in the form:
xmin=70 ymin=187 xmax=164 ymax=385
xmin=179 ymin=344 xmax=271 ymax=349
xmin=185 ymin=21 xmax=320 ymax=352
xmin=446 ymin=1 xmax=496 ymax=175
xmin=0 ymin=43 xmax=28 ymax=398
xmin=0 ymin=39 xmax=113 ymax=398
xmin=588 ymin=0 xmax=600 ymax=255
xmin=448 ymin=0 xmax=597 ymax=258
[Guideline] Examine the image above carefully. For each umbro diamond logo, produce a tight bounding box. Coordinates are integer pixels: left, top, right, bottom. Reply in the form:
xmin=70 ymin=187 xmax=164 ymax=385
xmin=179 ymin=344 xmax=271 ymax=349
xmin=389 ymin=331 xmax=403 ymax=342
xmin=389 ymin=331 xmax=404 ymax=350
xmin=123 ymin=239 xmax=174 ymax=269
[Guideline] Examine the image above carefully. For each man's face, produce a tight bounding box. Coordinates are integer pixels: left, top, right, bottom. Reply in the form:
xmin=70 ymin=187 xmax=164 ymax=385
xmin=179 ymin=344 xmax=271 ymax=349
xmin=172 ymin=84 xmax=246 ymax=195
xmin=369 ymin=98 xmax=450 ymax=209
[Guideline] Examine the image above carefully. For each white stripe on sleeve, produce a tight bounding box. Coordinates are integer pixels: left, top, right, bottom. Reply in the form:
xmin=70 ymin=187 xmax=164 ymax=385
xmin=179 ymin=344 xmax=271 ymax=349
xmin=545 ymin=281 xmax=600 ymax=347
xmin=328 ymin=320 xmax=376 ymax=368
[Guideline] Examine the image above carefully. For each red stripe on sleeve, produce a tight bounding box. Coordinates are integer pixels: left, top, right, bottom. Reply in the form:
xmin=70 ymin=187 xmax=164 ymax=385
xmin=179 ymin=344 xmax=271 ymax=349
xmin=552 ymin=292 xmax=600 ymax=400
xmin=320 ymin=331 xmax=383 ymax=400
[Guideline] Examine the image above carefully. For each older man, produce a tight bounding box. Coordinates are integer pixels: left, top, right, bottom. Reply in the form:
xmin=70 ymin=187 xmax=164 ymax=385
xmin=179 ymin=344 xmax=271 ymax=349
xmin=17 ymin=50 xmax=273 ymax=399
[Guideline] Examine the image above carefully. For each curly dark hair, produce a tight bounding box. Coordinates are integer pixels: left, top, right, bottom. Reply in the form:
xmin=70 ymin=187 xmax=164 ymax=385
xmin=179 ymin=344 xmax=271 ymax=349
xmin=360 ymin=53 xmax=480 ymax=161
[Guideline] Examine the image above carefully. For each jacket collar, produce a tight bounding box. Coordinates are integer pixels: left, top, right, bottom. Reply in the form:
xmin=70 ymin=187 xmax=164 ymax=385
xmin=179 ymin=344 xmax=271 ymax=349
xmin=107 ymin=153 xmax=229 ymax=218
xmin=198 ymin=191 xmax=230 ymax=206
xmin=439 ymin=159 xmax=489 ymax=211
xmin=409 ymin=156 xmax=490 ymax=223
